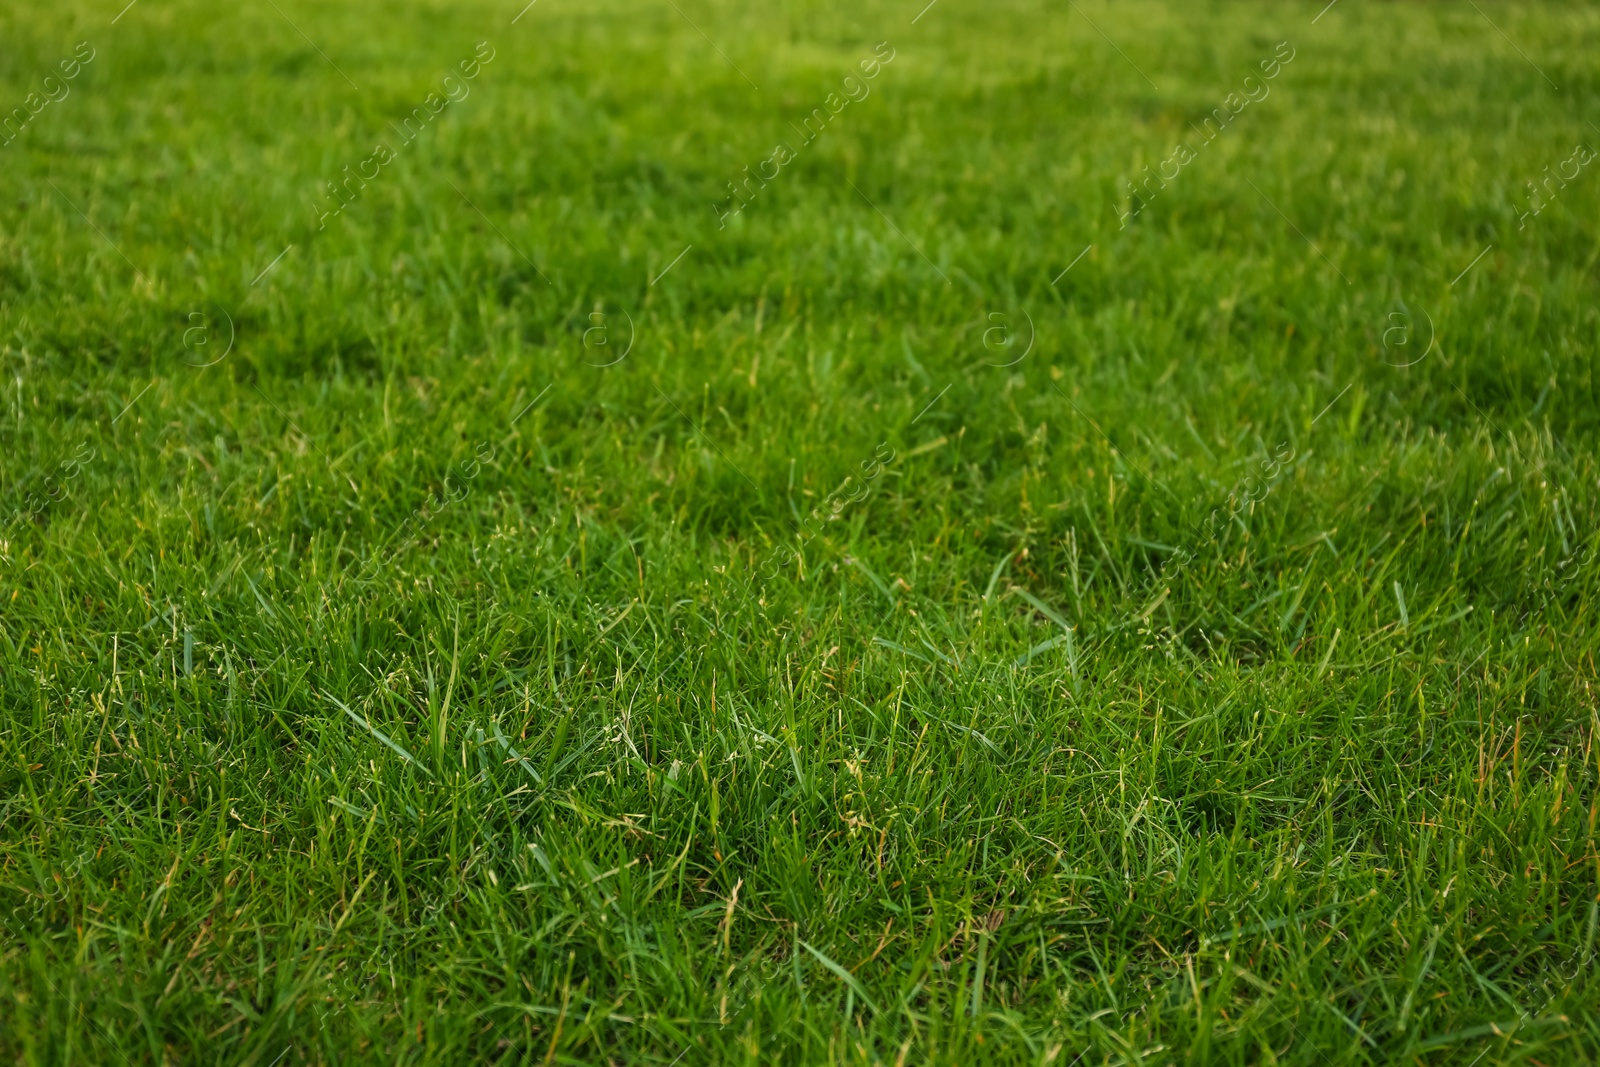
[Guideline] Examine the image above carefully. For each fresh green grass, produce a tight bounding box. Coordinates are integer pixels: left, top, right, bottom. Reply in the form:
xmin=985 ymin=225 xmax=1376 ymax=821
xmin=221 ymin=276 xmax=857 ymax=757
xmin=3 ymin=0 xmax=1600 ymax=1062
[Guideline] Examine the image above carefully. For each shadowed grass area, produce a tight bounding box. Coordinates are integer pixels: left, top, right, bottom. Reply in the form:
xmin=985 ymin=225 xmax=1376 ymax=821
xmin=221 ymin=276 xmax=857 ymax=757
xmin=2 ymin=0 xmax=1599 ymax=1062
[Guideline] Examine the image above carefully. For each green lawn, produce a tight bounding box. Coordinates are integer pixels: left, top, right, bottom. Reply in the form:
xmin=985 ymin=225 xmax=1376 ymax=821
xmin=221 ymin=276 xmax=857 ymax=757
xmin=2 ymin=0 xmax=1599 ymax=1062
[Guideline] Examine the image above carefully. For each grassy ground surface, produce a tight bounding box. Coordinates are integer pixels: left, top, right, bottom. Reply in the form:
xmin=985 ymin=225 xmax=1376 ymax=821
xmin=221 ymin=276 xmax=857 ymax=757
xmin=2 ymin=0 xmax=1599 ymax=1062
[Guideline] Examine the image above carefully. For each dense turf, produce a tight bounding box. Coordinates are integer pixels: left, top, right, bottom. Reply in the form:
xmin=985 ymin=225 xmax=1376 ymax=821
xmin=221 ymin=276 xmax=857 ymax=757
xmin=3 ymin=0 xmax=1600 ymax=1062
